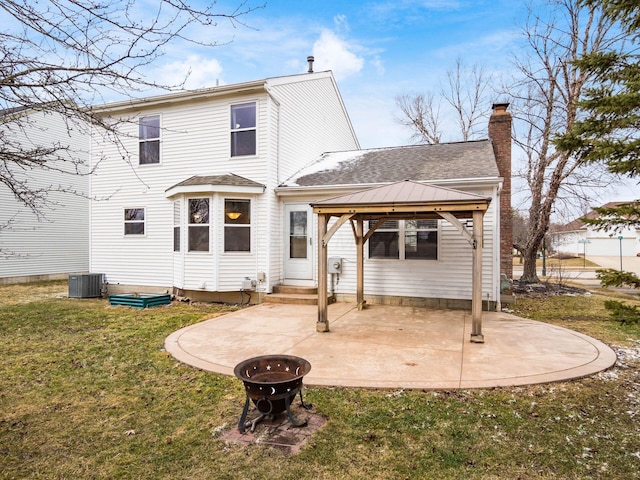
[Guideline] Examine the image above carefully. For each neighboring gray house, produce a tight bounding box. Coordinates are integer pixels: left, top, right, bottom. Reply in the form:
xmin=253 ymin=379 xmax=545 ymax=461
xmin=0 ymin=108 xmax=89 ymax=284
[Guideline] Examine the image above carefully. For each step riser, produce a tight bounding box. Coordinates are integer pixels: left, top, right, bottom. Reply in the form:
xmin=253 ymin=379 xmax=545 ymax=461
xmin=263 ymin=296 xmax=318 ymax=305
xmin=272 ymin=285 xmax=318 ymax=295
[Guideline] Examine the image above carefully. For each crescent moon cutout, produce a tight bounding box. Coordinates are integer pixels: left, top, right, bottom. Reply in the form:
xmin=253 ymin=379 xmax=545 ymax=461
xmin=295 ymin=367 xmax=300 ymax=375
xmin=245 ymin=369 xmax=251 ymax=378
xmin=270 ymin=387 xmax=276 ymax=394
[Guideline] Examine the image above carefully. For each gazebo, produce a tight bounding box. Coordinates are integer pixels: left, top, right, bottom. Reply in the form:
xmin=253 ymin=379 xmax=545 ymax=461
xmin=311 ymin=180 xmax=492 ymax=343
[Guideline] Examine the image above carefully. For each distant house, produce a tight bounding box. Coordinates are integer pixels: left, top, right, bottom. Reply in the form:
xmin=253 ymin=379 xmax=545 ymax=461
xmin=0 ymin=108 xmax=89 ymax=284
xmin=88 ymin=68 xmax=512 ymax=310
xmin=549 ymin=202 xmax=640 ymax=258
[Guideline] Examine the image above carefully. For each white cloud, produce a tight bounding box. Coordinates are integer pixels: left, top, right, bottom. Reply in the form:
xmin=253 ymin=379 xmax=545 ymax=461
xmin=157 ymin=55 xmax=224 ymax=90
xmin=312 ymin=29 xmax=364 ymax=81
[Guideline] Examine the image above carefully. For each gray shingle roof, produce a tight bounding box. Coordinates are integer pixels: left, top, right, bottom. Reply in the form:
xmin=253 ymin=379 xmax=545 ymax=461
xmin=167 ymin=174 xmax=264 ymax=191
xmin=283 ymin=139 xmax=499 ymax=187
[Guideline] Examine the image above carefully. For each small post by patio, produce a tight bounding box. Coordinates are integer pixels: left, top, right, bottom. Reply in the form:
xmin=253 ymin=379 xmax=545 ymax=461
xmin=312 ymin=180 xmax=491 ymax=342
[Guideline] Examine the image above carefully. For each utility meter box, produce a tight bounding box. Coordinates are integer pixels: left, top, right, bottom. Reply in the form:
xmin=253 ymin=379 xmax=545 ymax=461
xmin=328 ymin=257 xmax=342 ymax=274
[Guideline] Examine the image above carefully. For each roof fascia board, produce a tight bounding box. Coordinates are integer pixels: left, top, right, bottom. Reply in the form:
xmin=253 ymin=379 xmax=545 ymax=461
xmin=313 ymin=202 xmax=490 ymax=215
xmin=93 ymin=80 xmax=268 ymax=114
xmin=276 ymin=177 xmax=501 ymax=197
xmin=166 ymin=184 xmax=266 ymax=198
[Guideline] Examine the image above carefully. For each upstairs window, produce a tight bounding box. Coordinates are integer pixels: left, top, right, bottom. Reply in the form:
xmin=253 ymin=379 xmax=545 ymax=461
xmin=224 ymin=199 xmax=251 ymax=252
xmin=124 ymin=208 xmax=145 ymax=235
xmin=368 ymin=219 xmax=438 ymax=260
xmin=188 ymin=198 xmax=209 ymax=252
xmin=139 ymin=115 xmax=160 ymax=164
xmin=230 ymin=103 xmax=256 ymax=157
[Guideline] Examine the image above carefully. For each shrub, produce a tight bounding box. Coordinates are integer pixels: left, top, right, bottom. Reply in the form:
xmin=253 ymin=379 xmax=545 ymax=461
xmin=603 ymin=300 xmax=640 ymax=325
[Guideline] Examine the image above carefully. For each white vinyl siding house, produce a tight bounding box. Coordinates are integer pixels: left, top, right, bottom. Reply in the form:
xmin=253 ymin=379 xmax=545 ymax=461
xmin=276 ymin=181 xmax=501 ymax=306
xmin=88 ymin=70 xmax=510 ymax=310
xmin=0 ymin=109 xmax=89 ymax=283
xmin=89 ymin=71 xmax=359 ymax=298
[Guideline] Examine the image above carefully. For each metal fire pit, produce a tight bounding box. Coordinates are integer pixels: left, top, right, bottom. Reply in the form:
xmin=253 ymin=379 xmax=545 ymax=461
xmin=234 ymin=354 xmax=312 ymax=433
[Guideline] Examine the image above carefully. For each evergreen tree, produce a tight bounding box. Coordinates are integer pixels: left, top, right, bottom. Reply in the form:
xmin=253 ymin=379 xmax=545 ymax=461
xmin=556 ymin=0 xmax=640 ymax=231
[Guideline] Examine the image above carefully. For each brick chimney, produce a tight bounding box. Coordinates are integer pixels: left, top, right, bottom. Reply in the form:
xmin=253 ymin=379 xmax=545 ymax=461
xmin=488 ymin=102 xmax=512 ymax=281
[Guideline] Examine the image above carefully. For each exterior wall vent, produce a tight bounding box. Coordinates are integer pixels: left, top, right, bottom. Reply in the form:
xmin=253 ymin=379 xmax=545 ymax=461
xmin=68 ymin=273 xmax=104 ymax=298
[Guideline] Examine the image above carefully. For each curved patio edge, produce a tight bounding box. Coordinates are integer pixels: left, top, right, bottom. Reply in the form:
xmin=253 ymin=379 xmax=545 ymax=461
xmin=164 ymin=303 xmax=618 ymax=390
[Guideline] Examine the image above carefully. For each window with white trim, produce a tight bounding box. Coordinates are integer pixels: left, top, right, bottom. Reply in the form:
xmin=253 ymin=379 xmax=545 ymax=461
xmin=368 ymin=219 xmax=438 ymax=260
xmin=173 ymin=200 xmax=181 ymax=252
xmin=139 ymin=115 xmax=160 ymax=164
xmin=230 ymin=103 xmax=256 ymax=157
xmin=224 ymin=199 xmax=251 ymax=252
xmin=124 ymin=208 xmax=145 ymax=235
xmin=188 ymin=198 xmax=209 ymax=252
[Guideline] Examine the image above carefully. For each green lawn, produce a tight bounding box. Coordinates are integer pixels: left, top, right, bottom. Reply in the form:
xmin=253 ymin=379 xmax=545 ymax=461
xmin=1 ymin=281 xmax=639 ymax=479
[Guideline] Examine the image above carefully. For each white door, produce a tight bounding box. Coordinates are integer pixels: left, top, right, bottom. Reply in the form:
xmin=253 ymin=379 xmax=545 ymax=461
xmin=284 ymin=204 xmax=314 ymax=281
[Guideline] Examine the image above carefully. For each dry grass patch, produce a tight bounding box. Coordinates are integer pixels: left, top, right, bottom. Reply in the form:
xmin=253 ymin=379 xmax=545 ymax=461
xmin=1 ymin=281 xmax=639 ymax=479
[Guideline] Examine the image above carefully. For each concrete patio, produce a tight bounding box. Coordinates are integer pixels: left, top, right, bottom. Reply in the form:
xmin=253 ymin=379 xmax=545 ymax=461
xmin=165 ymin=303 xmax=617 ymax=390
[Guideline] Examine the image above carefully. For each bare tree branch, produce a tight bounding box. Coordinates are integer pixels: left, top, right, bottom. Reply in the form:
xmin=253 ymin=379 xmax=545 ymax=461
xmin=395 ymin=93 xmax=443 ymax=144
xmin=395 ymin=58 xmax=492 ymax=144
xmin=0 ymin=0 xmax=263 ymax=216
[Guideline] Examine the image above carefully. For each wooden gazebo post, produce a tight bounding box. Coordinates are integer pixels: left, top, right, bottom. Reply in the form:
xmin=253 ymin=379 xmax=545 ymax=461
xmin=470 ymin=209 xmax=485 ymax=343
xmin=317 ymin=213 xmax=330 ymax=332
xmin=356 ymin=217 xmax=365 ymax=310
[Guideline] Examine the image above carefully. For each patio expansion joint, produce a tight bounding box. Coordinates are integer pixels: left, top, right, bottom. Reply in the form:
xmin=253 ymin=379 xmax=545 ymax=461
xmin=457 ymin=310 xmax=471 ymax=389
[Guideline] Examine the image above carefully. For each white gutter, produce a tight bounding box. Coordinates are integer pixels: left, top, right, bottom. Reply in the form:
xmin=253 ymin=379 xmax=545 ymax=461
xmin=275 ymin=177 xmax=503 ymax=197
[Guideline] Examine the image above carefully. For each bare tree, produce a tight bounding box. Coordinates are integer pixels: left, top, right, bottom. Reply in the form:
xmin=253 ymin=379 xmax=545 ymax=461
xmin=443 ymin=59 xmax=491 ymax=141
xmin=0 ymin=0 xmax=262 ymax=217
xmin=395 ymin=92 xmax=443 ymax=144
xmin=507 ymin=0 xmax=622 ymax=283
xmin=395 ymin=58 xmax=492 ymax=144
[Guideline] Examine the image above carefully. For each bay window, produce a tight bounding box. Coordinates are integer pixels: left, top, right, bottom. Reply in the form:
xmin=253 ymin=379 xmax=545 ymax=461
xmin=188 ymin=198 xmax=209 ymax=252
xmin=173 ymin=200 xmax=181 ymax=252
xmin=224 ymin=199 xmax=251 ymax=252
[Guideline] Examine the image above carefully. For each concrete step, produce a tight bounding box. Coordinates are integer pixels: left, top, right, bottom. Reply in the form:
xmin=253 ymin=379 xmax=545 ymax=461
xmin=272 ymin=285 xmax=318 ymax=295
xmin=263 ymin=293 xmax=319 ymax=305
xmin=264 ymin=285 xmax=334 ymax=305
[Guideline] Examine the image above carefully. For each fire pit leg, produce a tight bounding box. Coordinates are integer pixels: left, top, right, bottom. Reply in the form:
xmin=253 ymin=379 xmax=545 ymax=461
xmin=237 ymin=394 xmax=252 ymax=434
xmin=299 ymin=390 xmax=312 ymax=410
xmin=284 ymin=392 xmax=308 ymax=428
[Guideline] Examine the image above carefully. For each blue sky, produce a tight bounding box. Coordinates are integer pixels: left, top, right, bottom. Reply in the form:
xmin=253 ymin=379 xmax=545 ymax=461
xmin=154 ymin=0 xmax=521 ymax=149
xmin=4 ymin=0 xmax=633 ymax=211
xmin=147 ymin=0 xmax=638 ymax=211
